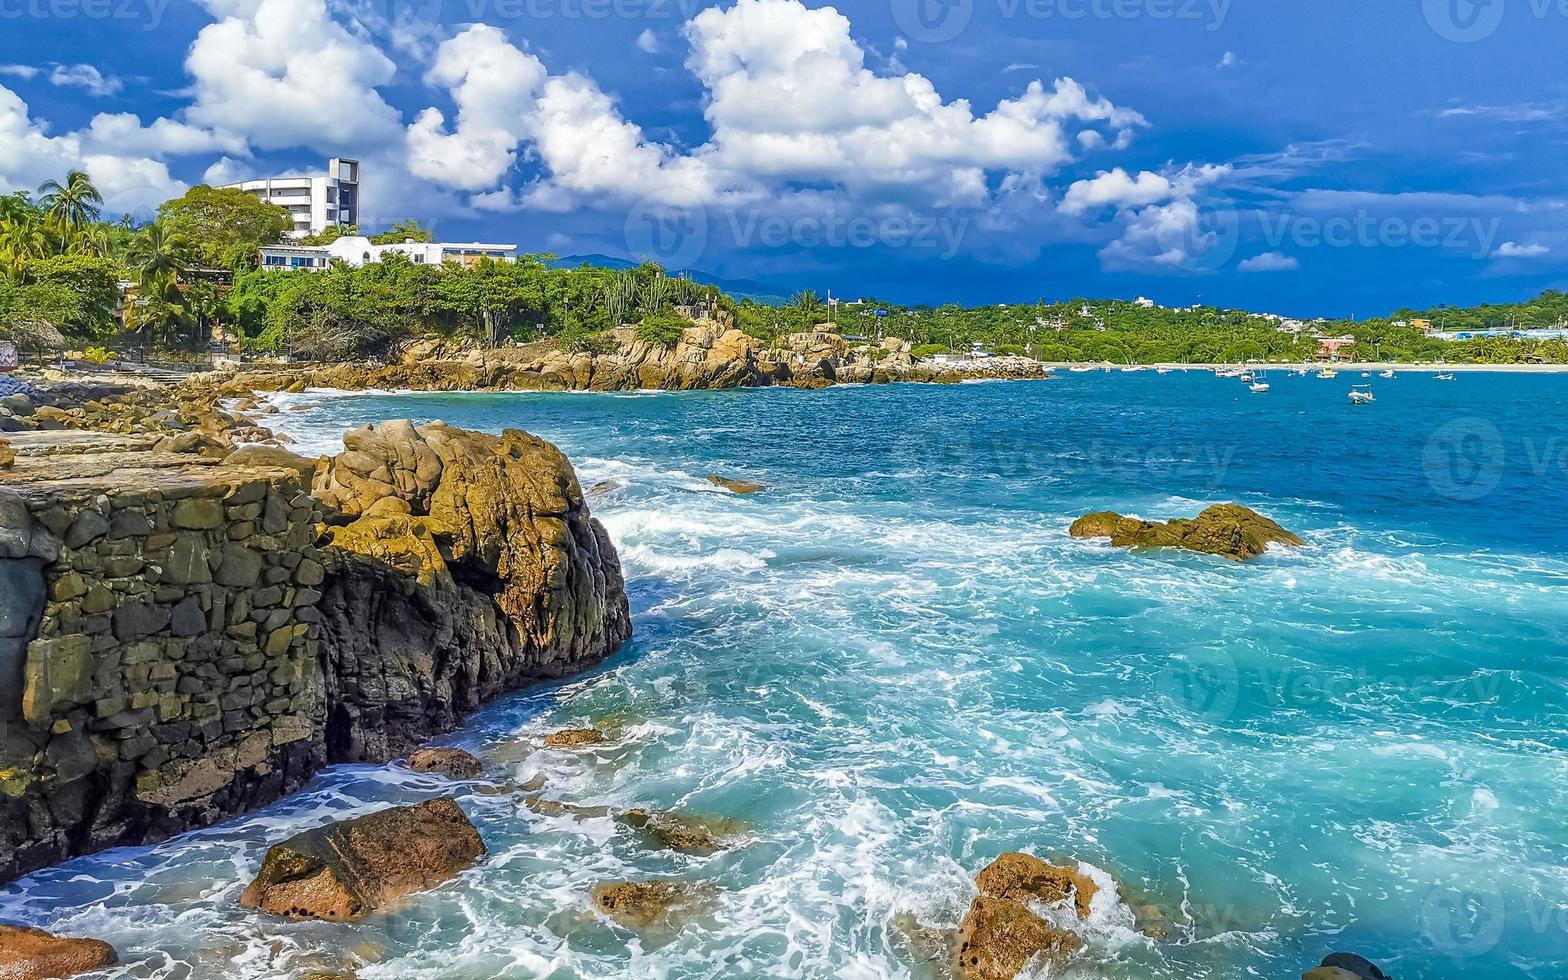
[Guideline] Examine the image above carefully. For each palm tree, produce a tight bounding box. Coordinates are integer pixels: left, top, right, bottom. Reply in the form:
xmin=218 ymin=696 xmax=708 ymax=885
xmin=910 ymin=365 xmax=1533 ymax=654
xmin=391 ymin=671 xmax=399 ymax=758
xmin=36 ymin=171 xmax=103 ymax=231
xmin=790 ymin=289 xmax=824 ymax=328
xmin=0 ymin=214 xmax=49 ymax=279
xmin=125 ymin=220 xmax=194 ymax=288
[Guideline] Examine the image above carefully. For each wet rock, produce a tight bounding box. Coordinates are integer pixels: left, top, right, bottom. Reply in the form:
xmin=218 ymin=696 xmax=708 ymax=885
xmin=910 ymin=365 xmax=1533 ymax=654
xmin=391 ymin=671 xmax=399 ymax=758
xmin=589 ymin=480 xmax=622 ymax=495
xmin=953 ymin=896 xmax=1081 ymax=980
xmin=239 ymin=797 xmax=485 ymax=921
xmin=1311 ymin=952 xmax=1391 ymax=980
xmin=891 ymin=912 xmax=956 ymax=976
xmin=0 ymin=439 xmax=13 ymax=469
xmin=406 ymin=748 xmax=483 ymax=781
xmin=617 ymin=808 xmax=744 ymax=855
xmin=1069 ymin=503 xmax=1303 ymax=561
xmin=590 ymin=880 xmax=717 ymax=929
xmin=522 ymin=796 xmax=614 ymax=820
xmin=0 ymin=924 xmax=118 ymax=979
xmin=706 ymin=475 xmax=765 ymax=494
xmin=974 ymin=852 xmax=1097 ymax=920
xmin=544 ymin=728 xmax=607 ymax=748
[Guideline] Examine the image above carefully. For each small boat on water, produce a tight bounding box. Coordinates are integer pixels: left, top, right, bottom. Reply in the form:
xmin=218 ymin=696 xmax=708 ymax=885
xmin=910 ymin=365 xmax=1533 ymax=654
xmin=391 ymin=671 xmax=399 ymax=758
xmin=1317 ymin=368 xmax=1338 ymax=379
xmin=1349 ymin=384 xmax=1375 ymax=405
xmin=1435 ymin=371 xmax=1457 ymax=381
xmin=1239 ymin=371 xmax=1255 ymax=383
xmin=1380 ymin=369 xmax=1396 ymax=379
xmin=1217 ymin=367 xmax=1244 ymax=379
xmin=1156 ymin=366 xmax=1173 ymax=375
xmin=1361 ymin=371 xmax=1371 ymax=378
xmin=1069 ymin=365 xmax=1094 ymax=373
xmin=1249 ymin=379 xmax=1270 ymax=393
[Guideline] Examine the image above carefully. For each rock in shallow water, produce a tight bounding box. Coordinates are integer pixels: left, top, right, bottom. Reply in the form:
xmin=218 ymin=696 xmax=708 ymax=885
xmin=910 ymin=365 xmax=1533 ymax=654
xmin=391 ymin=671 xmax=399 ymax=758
xmin=706 ymin=474 xmax=765 ymax=494
xmin=954 ymin=896 xmax=1082 ymax=980
xmin=543 ymin=728 xmax=608 ymax=748
xmin=974 ymin=852 xmax=1098 ymax=919
xmin=406 ymin=748 xmax=482 ymax=781
xmin=0 ymin=924 xmax=117 ymax=980
xmin=591 ymin=880 xmax=717 ymax=929
xmin=1069 ymin=503 xmax=1303 ymax=561
xmin=239 ymin=797 xmax=485 ymax=921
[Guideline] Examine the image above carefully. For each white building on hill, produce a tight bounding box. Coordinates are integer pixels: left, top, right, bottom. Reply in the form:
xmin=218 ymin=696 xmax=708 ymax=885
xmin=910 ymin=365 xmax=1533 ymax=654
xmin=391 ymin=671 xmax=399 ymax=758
xmin=258 ymin=236 xmax=517 ymax=271
xmin=223 ymin=158 xmax=360 ymax=238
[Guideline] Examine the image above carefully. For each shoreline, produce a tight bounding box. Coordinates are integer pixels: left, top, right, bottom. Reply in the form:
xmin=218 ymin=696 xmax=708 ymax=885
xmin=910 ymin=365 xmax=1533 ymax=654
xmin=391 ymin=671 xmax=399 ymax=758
xmin=1041 ymin=361 xmax=1568 ymax=373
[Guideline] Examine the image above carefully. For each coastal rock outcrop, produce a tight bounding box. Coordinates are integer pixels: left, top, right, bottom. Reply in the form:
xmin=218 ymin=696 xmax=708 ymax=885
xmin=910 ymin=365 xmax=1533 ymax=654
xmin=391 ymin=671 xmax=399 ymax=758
xmin=543 ymin=727 xmax=608 ymax=747
xmin=240 ymin=797 xmax=485 ymax=921
xmin=954 ymin=854 xmax=1096 ymax=980
xmin=591 ymin=880 xmax=717 ymax=929
xmin=1069 ymin=504 xmax=1303 ymax=561
xmin=974 ymin=852 xmax=1098 ymax=920
xmin=312 ymin=421 xmax=631 ymax=762
xmin=407 ymin=747 xmax=482 ymax=781
xmin=0 ymin=418 xmax=630 ymax=884
xmin=0 ymin=924 xmax=118 ymax=980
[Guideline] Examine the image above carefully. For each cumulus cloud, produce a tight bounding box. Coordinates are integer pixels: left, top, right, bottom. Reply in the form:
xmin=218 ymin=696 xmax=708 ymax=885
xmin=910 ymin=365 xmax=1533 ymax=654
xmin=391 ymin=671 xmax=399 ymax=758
xmin=1238 ymin=250 xmax=1299 ymax=272
xmin=636 ymin=29 xmax=661 ymax=53
xmin=1492 ymin=241 xmax=1549 ymax=258
xmin=1060 ymin=164 xmax=1236 ymax=272
xmin=0 ymin=65 xmax=40 ymax=81
xmin=49 ymin=64 xmax=123 ymax=97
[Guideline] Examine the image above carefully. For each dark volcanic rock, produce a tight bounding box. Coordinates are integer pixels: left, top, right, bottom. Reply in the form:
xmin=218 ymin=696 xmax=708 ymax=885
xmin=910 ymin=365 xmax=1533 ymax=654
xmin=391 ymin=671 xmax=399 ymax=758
xmin=1069 ymin=503 xmax=1303 ymax=561
xmin=240 ymin=797 xmax=485 ymax=921
xmin=0 ymin=924 xmax=118 ymax=980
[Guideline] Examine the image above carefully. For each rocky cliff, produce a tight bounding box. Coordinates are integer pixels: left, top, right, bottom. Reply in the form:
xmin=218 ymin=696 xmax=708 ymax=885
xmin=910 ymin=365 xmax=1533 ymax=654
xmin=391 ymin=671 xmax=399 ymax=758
xmin=0 ymin=421 xmax=629 ymax=884
xmin=228 ymin=321 xmax=1051 ymax=394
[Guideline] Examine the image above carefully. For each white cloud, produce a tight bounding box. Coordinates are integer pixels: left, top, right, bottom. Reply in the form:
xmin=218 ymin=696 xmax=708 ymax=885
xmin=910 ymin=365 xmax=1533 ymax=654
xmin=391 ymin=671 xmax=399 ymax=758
xmin=1065 ymin=164 xmax=1234 ymax=272
xmin=1492 ymin=241 xmax=1549 ymax=258
xmin=1217 ymin=51 xmax=1240 ymax=69
xmin=636 ymin=29 xmax=661 ymax=54
xmin=48 ymin=64 xmax=123 ymax=97
xmin=1239 ymin=250 xmax=1299 ymax=272
xmin=1061 ymin=168 xmax=1175 ymax=215
xmin=0 ymin=65 xmax=39 ymax=81
xmin=81 ymin=113 xmax=247 ymax=158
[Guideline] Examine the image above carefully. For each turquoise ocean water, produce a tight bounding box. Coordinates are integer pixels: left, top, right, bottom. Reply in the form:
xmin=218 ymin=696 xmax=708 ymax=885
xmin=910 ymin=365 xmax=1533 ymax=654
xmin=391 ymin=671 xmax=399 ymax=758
xmin=4 ymin=372 xmax=1566 ymax=979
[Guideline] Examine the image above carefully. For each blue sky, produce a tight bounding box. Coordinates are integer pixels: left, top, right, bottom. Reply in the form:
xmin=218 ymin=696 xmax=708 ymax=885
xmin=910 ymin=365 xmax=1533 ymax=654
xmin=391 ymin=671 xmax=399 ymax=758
xmin=2 ymin=0 xmax=1565 ymax=316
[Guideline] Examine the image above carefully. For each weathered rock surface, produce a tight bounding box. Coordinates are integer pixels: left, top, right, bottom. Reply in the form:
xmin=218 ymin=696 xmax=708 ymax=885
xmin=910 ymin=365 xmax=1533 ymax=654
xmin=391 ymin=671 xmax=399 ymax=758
xmin=0 ymin=924 xmax=118 ymax=980
xmin=618 ymin=808 xmax=745 ymax=854
xmin=1069 ymin=504 xmax=1303 ymax=561
xmin=407 ymin=747 xmax=482 ymax=781
xmin=0 ymin=419 xmax=630 ymax=884
xmin=543 ymin=727 xmax=607 ymax=748
xmin=974 ymin=852 xmax=1098 ymax=919
xmin=240 ymin=797 xmax=484 ymax=921
xmin=954 ymin=896 xmax=1082 ymax=980
xmin=706 ymin=475 xmax=765 ymax=494
xmin=312 ymin=421 xmax=630 ymax=762
xmin=591 ymin=880 xmax=717 ymax=929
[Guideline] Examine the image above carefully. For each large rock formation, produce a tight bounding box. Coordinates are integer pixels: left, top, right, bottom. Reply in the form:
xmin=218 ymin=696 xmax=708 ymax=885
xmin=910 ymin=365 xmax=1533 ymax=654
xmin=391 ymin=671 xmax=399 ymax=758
xmin=0 ymin=421 xmax=629 ymax=884
xmin=312 ymin=421 xmax=631 ymax=762
xmin=1069 ymin=504 xmax=1303 ymax=561
xmin=239 ymin=797 xmax=484 ymax=921
xmin=0 ymin=924 xmax=118 ymax=980
xmin=954 ymin=854 xmax=1094 ymax=980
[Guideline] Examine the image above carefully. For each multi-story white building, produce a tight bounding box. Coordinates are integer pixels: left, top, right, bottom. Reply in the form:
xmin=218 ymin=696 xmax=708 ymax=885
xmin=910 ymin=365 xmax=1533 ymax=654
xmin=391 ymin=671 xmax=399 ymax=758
xmin=257 ymin=236 xmax=517 ymax=271
xmin=222 ymin=158 xmax=360 ymax=238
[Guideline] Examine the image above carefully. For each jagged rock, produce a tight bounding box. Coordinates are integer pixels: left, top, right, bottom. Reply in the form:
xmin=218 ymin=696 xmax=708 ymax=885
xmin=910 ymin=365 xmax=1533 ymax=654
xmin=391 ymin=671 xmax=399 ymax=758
xmin=953 ymin=896 xmax=1081 ymax=980
xmin=1304 ymin=970 xmax=1363 ymax=980
xmin=312 ymin=421 xmax=631 ymax=762
xmin=0 ymin=924 xmax=118 ymax=979
xmin=0 ymin=439 xmax=13 ymax=469
xmin=240 ymin=797 xmax=485 ymax=921
xmin=543 ymin=728 xmax=607 ymax=748
xmin=407 ymin=748 xmax=482 ymax=781
xmin=1069 ymin=504 xmax=1303 ymax=561
xmin=706 ymin=475 xmax=765 ymax=494
xmin=975 ymin=852 xmax=1097 ymax=919
xmin=591 ymin=880 xmax=717 ymax=929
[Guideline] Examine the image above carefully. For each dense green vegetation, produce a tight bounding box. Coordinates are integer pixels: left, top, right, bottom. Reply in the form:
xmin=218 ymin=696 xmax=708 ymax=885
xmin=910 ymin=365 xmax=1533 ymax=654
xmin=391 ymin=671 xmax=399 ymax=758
xmin=3 ymin=169 xmax=1566 ymax=365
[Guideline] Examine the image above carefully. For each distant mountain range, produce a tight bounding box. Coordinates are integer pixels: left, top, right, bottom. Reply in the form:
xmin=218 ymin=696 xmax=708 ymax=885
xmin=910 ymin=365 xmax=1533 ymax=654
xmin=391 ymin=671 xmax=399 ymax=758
xmin=548 ymin=254 xmax=792 ymax=305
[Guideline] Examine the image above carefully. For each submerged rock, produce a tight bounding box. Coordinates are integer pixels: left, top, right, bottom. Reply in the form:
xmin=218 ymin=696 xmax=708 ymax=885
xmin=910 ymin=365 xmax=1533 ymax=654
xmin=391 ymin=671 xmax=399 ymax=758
xmin=522 ymin=796 xmax=615 ymax=820
xmin=239 ymin=797 xmax=485 ymax=921
xmin=406 ymin=748 xmax=482 ymax=781
xmin=0 ymin=924 xmax=118 ymax=980
xmin=953 ymin=896 xmax=1081 ymax=980
xmin=544 ymin=728 xmax=608 ymax=748
xmin=891 ymin=912 xmax=957 ymax=976
xmin=706 ymin=474 xmax=765 ymax=494
xmin=974 ymin=852 xmax=1097 ymax=920
xmin=1069 ymin=503 xmax=1303 ymax=561
xmin=618 ymin=808 xmax=745 ymax=854
xmin=591 ymin=880 xmax=717 ymax=929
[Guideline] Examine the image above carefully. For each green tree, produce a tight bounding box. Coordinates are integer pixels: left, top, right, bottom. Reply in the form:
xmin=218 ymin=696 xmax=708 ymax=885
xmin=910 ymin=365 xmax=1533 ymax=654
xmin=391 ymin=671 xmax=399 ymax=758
xmin=158 ymin=186 xmax=293 ymax=269
xmin=36 ymin=170 xmax=103 ymax=232
xmin=370 ymin=219 xmax=434 ymax=245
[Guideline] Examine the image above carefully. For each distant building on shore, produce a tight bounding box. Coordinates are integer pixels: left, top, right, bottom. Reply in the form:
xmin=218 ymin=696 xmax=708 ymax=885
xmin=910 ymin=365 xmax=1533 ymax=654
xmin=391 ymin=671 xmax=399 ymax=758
xmin=222 ymin=158 xmax=360 ymax=238
xmin=258 ymin=236 xmax=517 ymax=271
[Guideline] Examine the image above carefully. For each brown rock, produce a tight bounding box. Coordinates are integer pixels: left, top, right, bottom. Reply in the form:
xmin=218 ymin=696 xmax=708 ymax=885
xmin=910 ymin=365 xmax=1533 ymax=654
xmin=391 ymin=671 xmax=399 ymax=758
xmin=406 ymin=748 xmax=482 ymax=781
xmin=239 ymin=797 xmax=485 ymax=921
xmin=544 ymin=728 xmax=607 ymax=748
xmin=706 ymin=474 xmax=765 ymax=494
xmin=0 ymin=924 xmax=118 ymax=980
xmin=1069 ymin=504 xmax=1302 ymax=561
xmin=617 ymin=808 xmax=744 ymax=854
xmin=590 ymin=880 xmax=717 ymax=929
xmin=0 ymin=439 xmax=13 ymax=469
xmin=975 ymin=852 xmax=1097 ymax=920
xmin=953 ymin=896 xmax=1081 ymax=980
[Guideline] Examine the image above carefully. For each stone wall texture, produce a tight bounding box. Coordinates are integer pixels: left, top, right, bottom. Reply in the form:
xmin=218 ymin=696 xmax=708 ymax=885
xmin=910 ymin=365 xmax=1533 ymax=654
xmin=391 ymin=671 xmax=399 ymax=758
xmin=0 ymin=422 xmax=630 ymax=884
